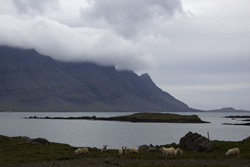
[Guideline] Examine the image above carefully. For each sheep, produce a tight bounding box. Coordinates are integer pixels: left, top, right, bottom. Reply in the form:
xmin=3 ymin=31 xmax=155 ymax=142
xmin=160 ymin=147 xmax=175 ymax=159
xmin=226 ymin=148 xmax=240 ymax=156
xmin=174 ymin=148 xmax=182 ymax=156
xmin=119 ymin=146 xmax=127 ymax=158
xmin=129 ymin=147 xmax=139 ymax=154
xmin=75 ymin=147 xmax=89 ymax=155
xmin=101 ymin=145 xmax=108 ymax=152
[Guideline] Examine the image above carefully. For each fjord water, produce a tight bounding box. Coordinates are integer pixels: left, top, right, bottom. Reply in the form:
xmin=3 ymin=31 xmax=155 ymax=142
xmin=0 ymin=112 xmax=249 ymax=149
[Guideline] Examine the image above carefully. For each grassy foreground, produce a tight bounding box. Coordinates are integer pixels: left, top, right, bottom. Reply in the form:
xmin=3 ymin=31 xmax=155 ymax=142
xmin=0 ymin=135 xmax=249 ymax=165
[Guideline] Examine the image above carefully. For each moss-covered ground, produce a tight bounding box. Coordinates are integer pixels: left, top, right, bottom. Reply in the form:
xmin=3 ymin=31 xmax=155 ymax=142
xmin=1 ymin=135 xmax=249 ymax=166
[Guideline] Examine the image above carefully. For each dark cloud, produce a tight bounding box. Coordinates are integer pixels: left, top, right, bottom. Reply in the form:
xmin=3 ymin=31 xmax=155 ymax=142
xmin=0 ymin=15 xmax=163 ymax=71
xmin=0 ymin=0 xmax=250 ymax=110
xmin=80 ymin=0 xmax=183 ymax=37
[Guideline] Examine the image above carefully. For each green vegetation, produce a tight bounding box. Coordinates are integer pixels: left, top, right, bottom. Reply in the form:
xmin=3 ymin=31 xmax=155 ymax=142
xmin=157 ymin=141 xmax=250 ymax=160
xmin=113 ymin=112 xmax=199 ymax=120
xmin=122 ymin=164 xmax=227 ymax=167
xmin=111 ymin=112 xmax=205 ymax=122
xmin=0 ymin=135 xmax=249 ymax=165
xmin=0 ymin=136 xmax=76 ymax=164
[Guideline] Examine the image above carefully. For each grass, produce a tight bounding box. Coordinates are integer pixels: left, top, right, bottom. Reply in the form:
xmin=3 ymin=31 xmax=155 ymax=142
xmin=0 ymin=135 xmax=250 ymax=165
xmin=122 ymin=165 xmax=228 ymax=167
xmin=111 ymin=112 xmax=202 ymax=121
xmin=0 ymin=136 xmax=77 ymax=164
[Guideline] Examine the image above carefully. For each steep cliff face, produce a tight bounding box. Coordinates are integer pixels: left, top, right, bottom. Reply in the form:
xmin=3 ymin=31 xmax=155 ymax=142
xmin=0 ymin=46 xmax=197 ymax=112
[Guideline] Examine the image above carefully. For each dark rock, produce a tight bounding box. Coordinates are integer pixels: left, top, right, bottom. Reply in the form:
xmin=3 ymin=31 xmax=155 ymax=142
xmin=0 ymin=135 xmax=8 ymax=139
xmin=22 ymin=137 xmax=50 ymax=145
xmin=21 ymin=136 xmax=30 ymax=141
xmin=243 ymin=136 xmax=250 ymax=142
xmin=139 ymin=144 xmax=161 ymax=153
xmin=179 ymin=131 xmax=212 ymax=152
xmin=139 ymin=145 xmax=150 ymax=152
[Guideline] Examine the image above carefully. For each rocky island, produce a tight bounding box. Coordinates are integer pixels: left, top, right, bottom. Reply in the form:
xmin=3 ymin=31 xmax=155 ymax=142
xmin=25 ymin=112 xmax=209 ymax=123
xmin=222 ymin=115 xmax=250 ymax=126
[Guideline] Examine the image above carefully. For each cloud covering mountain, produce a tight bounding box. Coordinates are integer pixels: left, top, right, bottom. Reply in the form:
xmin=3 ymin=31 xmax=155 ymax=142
xmin=0 ymin=0 xmax=250 ymax=110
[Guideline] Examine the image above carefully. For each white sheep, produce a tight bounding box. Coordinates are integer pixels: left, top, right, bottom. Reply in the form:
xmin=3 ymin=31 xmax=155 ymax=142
xmin=174 ymin=148 xmax=182 ymax=156
xmin=129 ymin=147 xmax=139 ymax=154
xmin=75 ymin=147 xmax=89 ymax=155
xmin=101 ymin=145 xmax=108 ymax=152
xmin=226 ymin=148 xmax=240 ymax=156
xmin=160 ymin=147 xmax=175 ymax=159
xmin=119 ymin=146 xmax=127 ymax=158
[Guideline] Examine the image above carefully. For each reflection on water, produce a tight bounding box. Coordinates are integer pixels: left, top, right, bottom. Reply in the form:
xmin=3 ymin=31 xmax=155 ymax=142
xmin=0 ymin=112 xmax=249 ymax=149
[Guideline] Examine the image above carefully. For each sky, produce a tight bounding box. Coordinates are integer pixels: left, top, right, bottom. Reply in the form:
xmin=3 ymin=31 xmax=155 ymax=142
xmin=0 ymin=0 xmax=249 ymax=110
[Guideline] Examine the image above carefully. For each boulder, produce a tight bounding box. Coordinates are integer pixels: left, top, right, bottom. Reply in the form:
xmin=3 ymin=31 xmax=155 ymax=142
xmin=179 ymin=131 xmax=211 ymax=152
xmin=243 ymin=136 xmax=250 ymax=142
xmin=0 ymin=135 xmax=8 ymax=139
xmin=139 ymin=144 xmax=161 ymax=153
xmin=139 ymin=145 xmax=150 ymax=152
xmin=147 ymin=147 xmax=161 ymax=153
xmin=27 ymin=137 xmax=50 ymax=145
xmin=21 ymin=137 xmax=51 ymax=145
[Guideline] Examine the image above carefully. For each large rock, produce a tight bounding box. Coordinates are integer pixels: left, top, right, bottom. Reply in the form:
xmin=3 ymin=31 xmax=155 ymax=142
xmin=21 ymin=137 xmax=51 ymax=145
xmin=0 ymin=135 xmax=7 ymax=139
xmin=243 ymin=136 xmax=250 ymax=142
xmin=138 ymin=145 xmax=161 ymax=153
xmin=139 ymin=145 xmax=150 ymax=152
xmin=179 ymin=132 xmax=211 ymax=152
xmin=147 ymin=147 xmax=161 ymax=153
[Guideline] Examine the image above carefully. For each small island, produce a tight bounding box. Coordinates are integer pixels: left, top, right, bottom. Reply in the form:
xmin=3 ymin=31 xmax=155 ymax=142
xmin=223 ymin=115 xmax=250 ymax=119
xmin=25 ymin=112 xmax=209 ymax=123
xmin=222 ymin=115 xmax=250 ymax=126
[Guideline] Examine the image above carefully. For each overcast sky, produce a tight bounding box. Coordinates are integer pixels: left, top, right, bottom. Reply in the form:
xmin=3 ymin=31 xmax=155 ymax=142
xmin=0 ymin=0 xmax=249 ymax=110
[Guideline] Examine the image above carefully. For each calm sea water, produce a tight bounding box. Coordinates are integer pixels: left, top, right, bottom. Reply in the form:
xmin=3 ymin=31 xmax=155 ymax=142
xmin=0 ymin=112 xmax=249 ymax=149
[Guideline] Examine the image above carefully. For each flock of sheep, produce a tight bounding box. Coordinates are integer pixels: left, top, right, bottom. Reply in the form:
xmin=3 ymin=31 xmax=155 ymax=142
xmin=74 ymin=145 xmax=240 ymax=159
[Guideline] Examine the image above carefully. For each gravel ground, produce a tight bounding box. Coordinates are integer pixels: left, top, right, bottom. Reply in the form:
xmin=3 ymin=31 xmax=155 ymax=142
xmin=1 ymin=158 xmax=250 ymax=167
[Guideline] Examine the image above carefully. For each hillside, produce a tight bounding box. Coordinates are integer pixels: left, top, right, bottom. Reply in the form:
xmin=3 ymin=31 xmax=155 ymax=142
xmin=0 ymin=46 xmax=200 ymax=112
xmin=206 ymin=107 xmax=250 ymax=112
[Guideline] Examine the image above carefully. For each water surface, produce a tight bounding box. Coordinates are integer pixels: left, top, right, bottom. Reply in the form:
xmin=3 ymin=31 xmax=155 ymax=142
xmin=0 ymin=112 xmax=249 ymax=149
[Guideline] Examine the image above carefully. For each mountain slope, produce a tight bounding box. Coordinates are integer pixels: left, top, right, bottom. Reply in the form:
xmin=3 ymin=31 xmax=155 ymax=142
xmin=0 ymin=46 xmax=198 ymax=112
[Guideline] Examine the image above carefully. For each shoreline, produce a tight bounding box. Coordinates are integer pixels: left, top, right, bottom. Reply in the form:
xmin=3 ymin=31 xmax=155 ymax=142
xmin=1 ymin=134 xmax=250 ymax=167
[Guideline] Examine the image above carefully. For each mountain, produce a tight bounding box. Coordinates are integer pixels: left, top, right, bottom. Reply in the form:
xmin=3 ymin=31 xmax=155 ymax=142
xmin=206 ymin=107 xmax=250 ymax=112
xmin=0 ymin=46 xmax=200 ymax=112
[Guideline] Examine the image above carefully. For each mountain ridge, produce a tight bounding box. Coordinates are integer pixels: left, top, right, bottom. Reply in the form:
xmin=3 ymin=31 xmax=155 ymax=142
xmin=205 ymin=107 xmax=250 ymax=112
xmin=0 ymin=46 xmax=200 ymax=112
